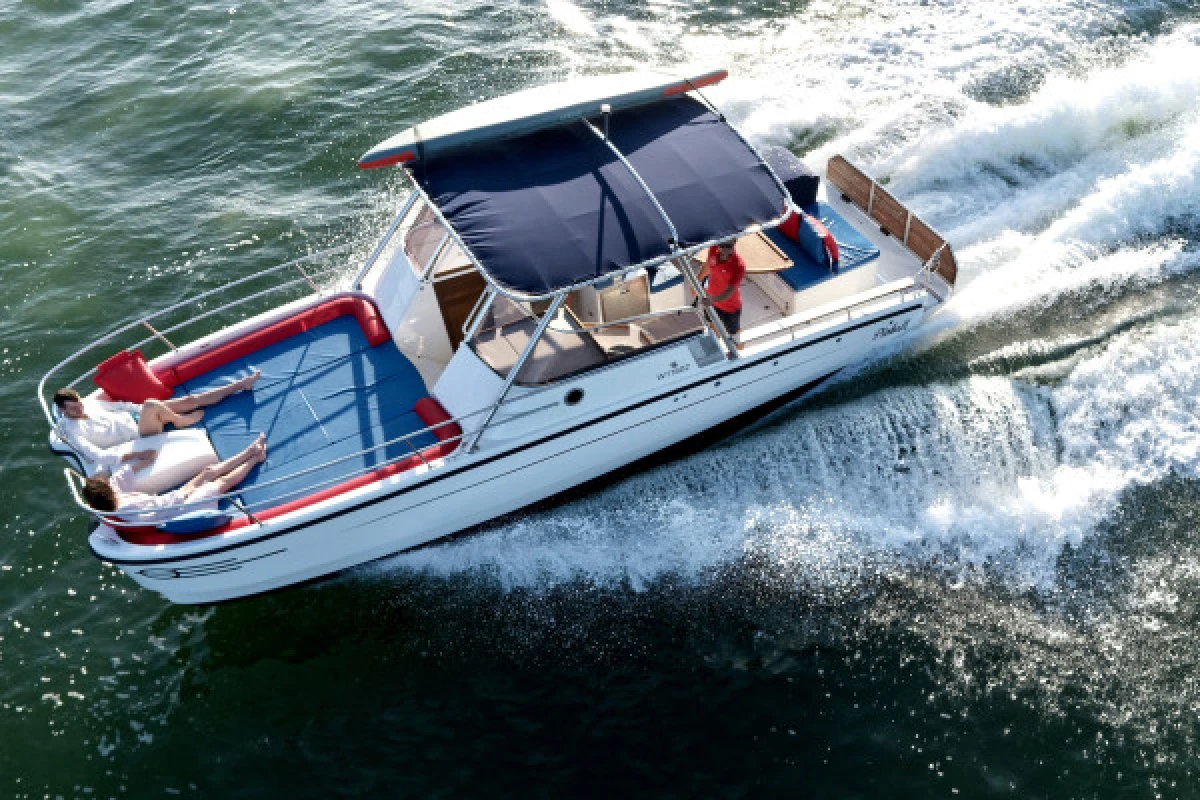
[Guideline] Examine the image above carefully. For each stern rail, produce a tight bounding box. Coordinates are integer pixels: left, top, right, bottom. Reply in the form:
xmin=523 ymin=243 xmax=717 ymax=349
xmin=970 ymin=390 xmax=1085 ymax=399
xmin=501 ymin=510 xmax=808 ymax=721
xmin=826 ymin=155 xmax=957 ymax=288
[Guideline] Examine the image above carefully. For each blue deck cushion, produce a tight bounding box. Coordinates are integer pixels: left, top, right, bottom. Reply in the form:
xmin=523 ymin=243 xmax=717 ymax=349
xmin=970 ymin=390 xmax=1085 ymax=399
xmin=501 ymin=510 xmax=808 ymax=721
xmin=175 ymin=316 xmax=434 ymax=513
xmin=793 ymin=213 xmax=835 ymax=271
xmin=766 ymin=202 xmax=882 ymax=292
xmin=416 ymin=95 xmax=787 ymax=296
xmin=157 ymin=509 xmax=234 ymax=535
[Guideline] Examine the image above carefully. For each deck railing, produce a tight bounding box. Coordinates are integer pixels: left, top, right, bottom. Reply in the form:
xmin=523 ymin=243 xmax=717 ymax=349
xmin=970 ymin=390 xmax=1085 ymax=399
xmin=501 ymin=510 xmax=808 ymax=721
xmin=738 ymin=275 xmax=929 ymax=349
xmin=38 ymin=246 xmax=358 ymax=427
xmin=825 ymin=155 xmax=958 ymax=287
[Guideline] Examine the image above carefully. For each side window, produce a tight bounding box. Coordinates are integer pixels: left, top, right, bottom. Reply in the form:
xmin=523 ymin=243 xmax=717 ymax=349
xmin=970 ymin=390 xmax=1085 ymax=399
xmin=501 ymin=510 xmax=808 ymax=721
xmin=404 ymin=203 xmax=448 ymax=276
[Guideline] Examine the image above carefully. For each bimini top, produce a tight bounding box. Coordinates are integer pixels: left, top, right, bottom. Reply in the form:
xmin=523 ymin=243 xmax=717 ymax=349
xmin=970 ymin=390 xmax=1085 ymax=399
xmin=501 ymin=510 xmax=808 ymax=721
xmin=360 ymin=71 xmax=789 ymax=297
xmin=357 ymin=69 xmax=729 ymax=169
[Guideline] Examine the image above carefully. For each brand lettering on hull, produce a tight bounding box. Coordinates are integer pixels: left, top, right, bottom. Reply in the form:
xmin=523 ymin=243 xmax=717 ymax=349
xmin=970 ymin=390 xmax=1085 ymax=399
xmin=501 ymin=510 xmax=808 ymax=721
xmin=873 ymin=318 xmax=911 ymax=339
xmin=657 ymin=360 xmax=691 ymax=381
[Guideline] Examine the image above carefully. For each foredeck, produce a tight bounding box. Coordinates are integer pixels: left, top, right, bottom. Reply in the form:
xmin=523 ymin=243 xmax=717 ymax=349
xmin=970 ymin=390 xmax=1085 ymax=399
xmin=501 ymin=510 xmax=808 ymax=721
xmin=174 ymin=315 xmax=438 ymax=511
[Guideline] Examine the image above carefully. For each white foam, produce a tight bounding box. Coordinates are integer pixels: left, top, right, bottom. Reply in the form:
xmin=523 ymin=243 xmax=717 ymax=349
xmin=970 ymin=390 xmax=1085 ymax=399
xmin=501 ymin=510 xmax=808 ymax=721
xmin=379 ymin=378 xmax=1067 ymax=589
xmin=1055 ymin=317 xmax=1200 ymax=483
xmin=881 ymin=40 xmax=1200 ymax=194
xmin=544 ymin=0 xmax=597 ymax=38
xmin=378 ymin=312 xmax=1200 ymax=593
xmin=934 ymin=240 xmax=1193 ymax=331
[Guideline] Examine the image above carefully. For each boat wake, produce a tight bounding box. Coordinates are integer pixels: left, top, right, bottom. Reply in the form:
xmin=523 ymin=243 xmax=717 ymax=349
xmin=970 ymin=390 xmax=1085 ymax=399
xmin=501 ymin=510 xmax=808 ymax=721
xmin=360 ymin=18 xmax=1200 ymax=596
xmin=377 ymin=308 xmax=1200 ymax=592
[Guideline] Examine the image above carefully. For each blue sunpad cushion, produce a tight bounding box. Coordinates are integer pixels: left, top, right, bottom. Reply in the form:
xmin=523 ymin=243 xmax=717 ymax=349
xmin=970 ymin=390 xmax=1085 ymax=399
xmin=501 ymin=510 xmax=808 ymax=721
xmin=176 ymin=315 xmax=434 ymax=513
xmin=157 ymin=509 xmax=234 ymax=535
xmin=176 ymin=317 xmax=374 ymax=395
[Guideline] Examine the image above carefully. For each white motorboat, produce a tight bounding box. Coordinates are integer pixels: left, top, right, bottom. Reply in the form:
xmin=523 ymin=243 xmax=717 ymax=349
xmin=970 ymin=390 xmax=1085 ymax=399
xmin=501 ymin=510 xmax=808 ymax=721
xmin=40 ymin=69 xmax=957 ymax=603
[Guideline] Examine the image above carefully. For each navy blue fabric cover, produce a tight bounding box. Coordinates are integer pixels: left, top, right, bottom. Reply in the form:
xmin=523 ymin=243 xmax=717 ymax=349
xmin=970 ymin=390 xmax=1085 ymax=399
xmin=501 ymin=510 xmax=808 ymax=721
xmin=158 ymin=509 xmax=234 ymax=534
xmin=794 ymin=214 xmax=834 ymax=271
xmin=416 ymin=96 xmax=787 ymax=295
xmin=759 ymin=145 xmax=821 ymax=210
xmin=176 ymin=316 xmax=435 ymax=511
xmin=765 ymin=202 xmax=882 ymax=292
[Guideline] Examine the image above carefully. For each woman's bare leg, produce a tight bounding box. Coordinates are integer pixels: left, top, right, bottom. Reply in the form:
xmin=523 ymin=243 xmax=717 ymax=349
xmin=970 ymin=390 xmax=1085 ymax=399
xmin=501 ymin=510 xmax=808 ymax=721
xmin=166 ymin=369 xmax=261 ymax=415
xmin=137 ymin=399 xmax=203 ymax=436
xmin=178 ymin=434 xmax=266 ymax=494
xmin=208 ymin=446 xmax=267 ymax=495
xmin=137 ymin=370 xmax=261 ymax=435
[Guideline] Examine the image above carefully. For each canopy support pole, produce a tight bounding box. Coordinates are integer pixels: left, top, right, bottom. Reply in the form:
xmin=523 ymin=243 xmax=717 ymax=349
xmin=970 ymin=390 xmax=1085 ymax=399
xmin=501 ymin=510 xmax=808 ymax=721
xmin=462 ymin=288 xmax=497 ymax=342
xmin=583 ymin=119 xmax=679 ymax=244
xmin=353 ymin=191 xmax=419 ymax=289
xmin=673 ymin=257 xmax=740 ymax=357
xmin=582 ymin=118 xmax=740 ymax=358
xmin=467 ymin=293 xmax=566 ymax=453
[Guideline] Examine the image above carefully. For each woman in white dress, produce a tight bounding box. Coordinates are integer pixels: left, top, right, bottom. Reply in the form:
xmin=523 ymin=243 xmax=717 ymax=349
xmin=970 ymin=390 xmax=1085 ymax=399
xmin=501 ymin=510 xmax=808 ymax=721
xmin=52 ymin=370 xmax=259 ymax=470
xmin=81 ymin=434 xmax=267 ymax=523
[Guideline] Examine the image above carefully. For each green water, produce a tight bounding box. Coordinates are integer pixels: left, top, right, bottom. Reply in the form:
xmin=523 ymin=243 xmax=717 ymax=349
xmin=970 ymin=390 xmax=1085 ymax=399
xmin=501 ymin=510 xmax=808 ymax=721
xmin=5 ymin=1 xmax=1200 ymax=796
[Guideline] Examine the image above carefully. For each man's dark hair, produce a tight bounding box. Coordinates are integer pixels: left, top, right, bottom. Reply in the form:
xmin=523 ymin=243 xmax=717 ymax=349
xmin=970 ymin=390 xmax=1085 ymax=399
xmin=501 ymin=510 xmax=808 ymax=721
xmin=82 ymin=477 xmax=118 ymax=512
xmin=53 ymin=387 xmax=81 ymax=410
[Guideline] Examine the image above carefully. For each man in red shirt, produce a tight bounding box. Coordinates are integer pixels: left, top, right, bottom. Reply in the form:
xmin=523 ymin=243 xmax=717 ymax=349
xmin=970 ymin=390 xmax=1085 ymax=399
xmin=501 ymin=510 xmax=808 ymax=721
xmin=697 ymin=240 xmax=747 ymax=348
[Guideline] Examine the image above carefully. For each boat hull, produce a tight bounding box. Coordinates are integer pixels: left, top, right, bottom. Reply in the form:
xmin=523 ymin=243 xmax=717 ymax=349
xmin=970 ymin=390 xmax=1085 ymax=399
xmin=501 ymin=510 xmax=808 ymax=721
xmin=90 ymin=299 xmax=930 ymax=603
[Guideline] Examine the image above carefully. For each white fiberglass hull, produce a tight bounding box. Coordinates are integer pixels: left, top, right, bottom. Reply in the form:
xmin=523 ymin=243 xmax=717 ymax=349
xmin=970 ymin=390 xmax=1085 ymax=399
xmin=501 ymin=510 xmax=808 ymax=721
xmin=89 ymin=296 xmax=932 ymax=604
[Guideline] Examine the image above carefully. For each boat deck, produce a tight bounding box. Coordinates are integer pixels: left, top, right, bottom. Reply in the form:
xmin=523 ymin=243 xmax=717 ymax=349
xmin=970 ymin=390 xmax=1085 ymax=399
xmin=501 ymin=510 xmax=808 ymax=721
xmin=174 ymin=315 xmax=437 ymax=511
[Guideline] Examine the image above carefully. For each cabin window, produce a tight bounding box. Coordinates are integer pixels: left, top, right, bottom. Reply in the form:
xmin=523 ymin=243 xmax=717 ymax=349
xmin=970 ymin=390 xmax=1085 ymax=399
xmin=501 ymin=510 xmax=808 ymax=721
xmin=404 ymin=202 xmax=450 ymax=278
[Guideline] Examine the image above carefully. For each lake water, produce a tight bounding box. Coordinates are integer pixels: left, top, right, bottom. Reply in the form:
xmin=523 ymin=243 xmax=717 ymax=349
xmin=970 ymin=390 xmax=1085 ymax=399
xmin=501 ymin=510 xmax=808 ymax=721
xmin=3 ymin=0 xmax=1200 ymax=795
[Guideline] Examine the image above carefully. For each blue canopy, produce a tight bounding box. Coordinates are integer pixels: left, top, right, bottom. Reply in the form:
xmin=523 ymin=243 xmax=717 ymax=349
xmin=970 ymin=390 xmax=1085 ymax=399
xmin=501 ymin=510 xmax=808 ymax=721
xmin=414 ymin=96 xmax=787 ymax=296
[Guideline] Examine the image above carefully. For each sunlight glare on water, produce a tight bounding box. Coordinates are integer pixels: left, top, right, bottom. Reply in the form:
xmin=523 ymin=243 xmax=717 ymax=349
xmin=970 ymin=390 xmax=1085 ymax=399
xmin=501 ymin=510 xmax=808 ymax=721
xmin=5 ymin=1 xmax=1200 ymax=795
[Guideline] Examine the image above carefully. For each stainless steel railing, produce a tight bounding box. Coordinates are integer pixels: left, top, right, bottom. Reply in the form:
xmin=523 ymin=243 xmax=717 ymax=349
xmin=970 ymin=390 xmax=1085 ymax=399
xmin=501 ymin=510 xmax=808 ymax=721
xmin=913 ymin=243 xmax=950 ymax=303
xmin=38 ymin=248 xmax=355 ymax=426
xmin=738 ymin=276 xmax=931 ymax=348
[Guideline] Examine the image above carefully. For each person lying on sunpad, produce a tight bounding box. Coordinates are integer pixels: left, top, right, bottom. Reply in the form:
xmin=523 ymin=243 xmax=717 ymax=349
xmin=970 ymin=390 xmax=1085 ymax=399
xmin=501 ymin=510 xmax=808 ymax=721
xmin=81 ymin=434 xmax=266 ymax=522
xmin=53 ymin=370 xmax=260 ymax=470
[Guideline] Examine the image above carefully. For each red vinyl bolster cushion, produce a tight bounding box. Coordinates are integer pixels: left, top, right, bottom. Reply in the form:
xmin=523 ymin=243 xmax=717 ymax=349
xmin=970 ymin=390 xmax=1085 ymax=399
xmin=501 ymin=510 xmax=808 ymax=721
xmin=778 ymin=209 xmax=840 ymax=267
xmin=115 ymin=398 xmax=464 ymax=546
xmin=413 ymin=397 xmax=463 ymax=443
xmin=93 ymin=350 xmax=174 ymax=403
xmin=779 ymin=210 xmax=802 ymax=242
xmin=153 ymin=296 xmax=390 ymax=388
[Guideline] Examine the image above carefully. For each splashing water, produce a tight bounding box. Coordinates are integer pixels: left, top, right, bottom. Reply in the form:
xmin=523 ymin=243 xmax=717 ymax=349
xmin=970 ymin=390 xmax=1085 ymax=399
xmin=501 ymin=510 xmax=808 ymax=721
xmin=380 ymin=21 xmax=1200 ymax=597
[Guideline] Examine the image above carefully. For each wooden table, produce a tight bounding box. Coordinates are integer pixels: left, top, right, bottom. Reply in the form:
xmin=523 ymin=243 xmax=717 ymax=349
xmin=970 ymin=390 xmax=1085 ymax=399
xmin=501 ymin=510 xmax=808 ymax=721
xmin=693 ymin=231 xmax=792 ymax=274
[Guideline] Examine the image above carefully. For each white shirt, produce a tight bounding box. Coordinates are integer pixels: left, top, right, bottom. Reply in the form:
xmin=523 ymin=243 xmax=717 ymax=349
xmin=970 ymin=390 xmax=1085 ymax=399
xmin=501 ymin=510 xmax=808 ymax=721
xmin=110 ymin=465 xmax=219 ymax=524
xmin=58 ymin=398 xmax=141 ymax=469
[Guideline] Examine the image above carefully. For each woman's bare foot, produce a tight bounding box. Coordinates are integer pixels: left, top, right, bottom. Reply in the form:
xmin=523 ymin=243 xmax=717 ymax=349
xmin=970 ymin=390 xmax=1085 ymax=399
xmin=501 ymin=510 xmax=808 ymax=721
xmin=249 ymin=433 xmax=267 ymax=463
xmin=237 ymin=369 xmax=262 ymax=392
